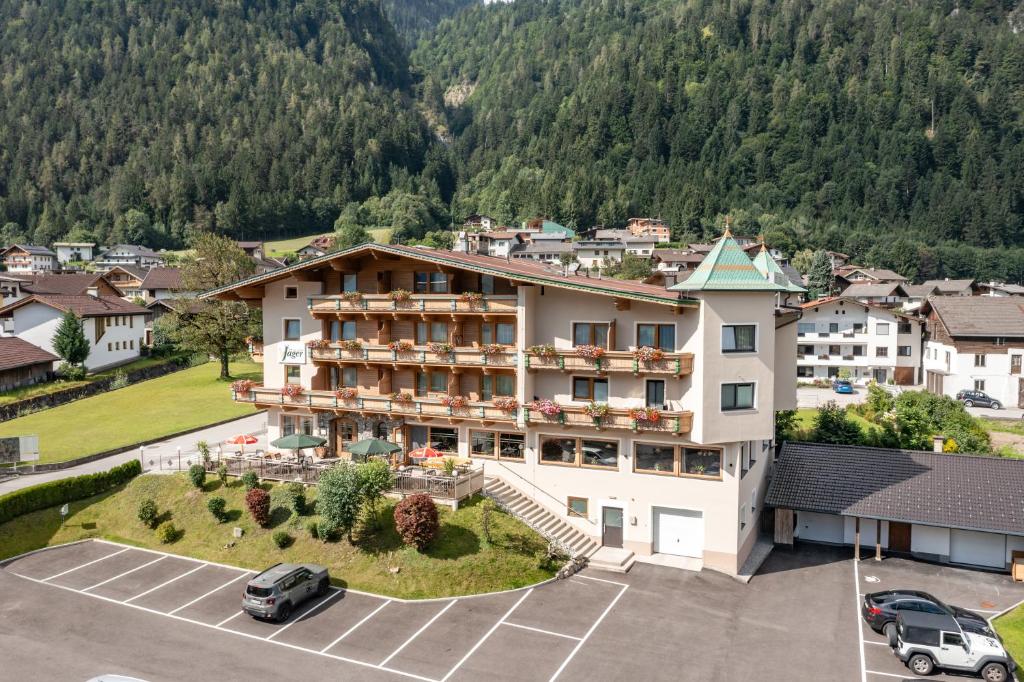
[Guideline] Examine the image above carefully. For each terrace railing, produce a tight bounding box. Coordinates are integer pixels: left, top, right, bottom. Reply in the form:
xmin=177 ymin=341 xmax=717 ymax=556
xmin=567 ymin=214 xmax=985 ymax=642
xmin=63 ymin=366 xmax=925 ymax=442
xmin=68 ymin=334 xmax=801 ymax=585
xmin=524 ymin=404 xmax=693 ymax=434
xmin=524 ymin=349 xmax=694 ymax=376
xmin=310 ymin=344 xmax=517 ymax=368
xmin=308 ymin=294 xmax=518 ymax=316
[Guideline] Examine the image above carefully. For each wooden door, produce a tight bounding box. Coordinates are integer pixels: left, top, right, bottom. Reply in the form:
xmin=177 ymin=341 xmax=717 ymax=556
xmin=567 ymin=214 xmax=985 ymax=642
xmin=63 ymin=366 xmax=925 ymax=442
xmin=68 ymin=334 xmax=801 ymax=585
xmin=334 ymin=419 xmax=357 ymax=459
xmin=888 ymin=521 xmax=912 ymax=553
xmin=602 ymin=507 xmax=624 ymax=548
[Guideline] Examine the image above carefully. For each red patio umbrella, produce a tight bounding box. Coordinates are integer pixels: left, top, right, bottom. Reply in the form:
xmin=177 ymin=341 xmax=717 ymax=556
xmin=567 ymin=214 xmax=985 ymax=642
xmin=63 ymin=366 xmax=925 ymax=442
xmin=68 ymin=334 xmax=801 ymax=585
xmin=408 ymin=446 xmax=442 ymax=460
xmin=225 ymin=434 xmax=258 ymax=455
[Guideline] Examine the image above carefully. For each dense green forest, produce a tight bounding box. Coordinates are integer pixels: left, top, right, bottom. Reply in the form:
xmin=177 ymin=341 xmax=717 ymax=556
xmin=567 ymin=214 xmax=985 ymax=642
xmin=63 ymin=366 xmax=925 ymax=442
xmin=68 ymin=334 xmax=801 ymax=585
xmin=3 ymin=0 xmax=1024 ymax=282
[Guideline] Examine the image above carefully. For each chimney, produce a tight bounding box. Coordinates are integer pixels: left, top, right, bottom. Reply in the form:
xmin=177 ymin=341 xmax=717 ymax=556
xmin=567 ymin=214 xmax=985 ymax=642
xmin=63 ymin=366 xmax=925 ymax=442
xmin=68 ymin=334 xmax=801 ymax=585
xmin=664 ymin=272 xmax=678 ymax=289
xmin=932 ymin=435 xmax=945 ymax=453
xmin=86 ymin=286 xmax=99 ymax=298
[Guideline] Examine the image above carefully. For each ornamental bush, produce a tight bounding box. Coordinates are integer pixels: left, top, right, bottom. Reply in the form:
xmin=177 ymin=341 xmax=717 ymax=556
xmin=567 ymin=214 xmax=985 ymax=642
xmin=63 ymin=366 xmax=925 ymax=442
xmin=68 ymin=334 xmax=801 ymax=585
xmin=0 ymin=459 xmax=142 ymax=526
xmin=245 ymin=487 xmax=270 ymax=526
xmin=393 ymin=494 xmax=439 ymax=551
xmin=272 ymin=530 xmax=292 ymax=549
xmin=216 ymin=464 xmax=228 ymax=485
xmin=240 ymin=470 xmax=259 ymax=491
xmin=206 ymin=496 xmax=227 ymax=522
xmin=188 ymin=464 xmax=206 ymax=489
xmin=156 ymin=521 xmax=178 ymax=543
xmin=282 ymin=481 xmax=306 ymax=516
xmin=137 ymin=498 xmax=158 ymax=528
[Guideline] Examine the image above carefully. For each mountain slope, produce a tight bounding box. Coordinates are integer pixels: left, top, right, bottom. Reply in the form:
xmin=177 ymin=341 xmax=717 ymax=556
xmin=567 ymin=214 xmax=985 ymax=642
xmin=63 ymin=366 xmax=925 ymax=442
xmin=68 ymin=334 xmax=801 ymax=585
xmin=414 ymin=0 xmax=1024 ymax=258
xmin=0 ymin=0 xmax=433 ymax=246
xmin=383 ymin=0 xmax=478 ymax=45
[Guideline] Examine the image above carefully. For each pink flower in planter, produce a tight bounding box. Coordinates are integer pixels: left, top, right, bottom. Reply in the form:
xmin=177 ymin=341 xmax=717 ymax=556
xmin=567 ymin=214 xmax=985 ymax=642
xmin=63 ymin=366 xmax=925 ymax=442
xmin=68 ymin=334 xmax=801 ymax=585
xmin=530 ymin=399 xmax=563 ymax=417
xmin=574 ymin=344 xmax=605 ymax=360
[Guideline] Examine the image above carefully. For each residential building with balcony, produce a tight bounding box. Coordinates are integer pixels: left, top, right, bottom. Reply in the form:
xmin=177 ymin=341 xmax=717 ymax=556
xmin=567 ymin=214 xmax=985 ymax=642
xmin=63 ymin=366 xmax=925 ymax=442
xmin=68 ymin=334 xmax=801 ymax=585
xmin=0 ymin=245 xmax=57 ymax=273
xmin=626 ymin=218 xmax=671 ymax=243
xmin=797 ymin=298 xmax=923 ymax=385
xmin=922 ymin=297 xmax=1024 ymax=409
xmin=93 ymin=244 xmax=165 ymax=271
xmin=53 ymin=242 xmax=96 ymax=264
xmin=204 ymin=234 xmax=799 ymax=576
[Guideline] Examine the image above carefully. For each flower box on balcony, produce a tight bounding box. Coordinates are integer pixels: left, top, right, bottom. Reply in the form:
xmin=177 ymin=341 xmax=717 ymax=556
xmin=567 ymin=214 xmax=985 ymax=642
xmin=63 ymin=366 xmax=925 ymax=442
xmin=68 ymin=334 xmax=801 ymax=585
xmin=584 ymin=401 xmax=610 ymax=425
xmin=480 ymin=344 xmax=507 ymax=356
xmin=459 ymin=291 xmax=484 ymax=306
xmin=574 ymin=345 xmax=605 ymax=360
xmin=387 ymin=340 xmax=414 ymax=353
xmin=493 ymin=396 xmax=519 ymax=414
xmin=339 ymin=339 xmax=363 ymax=352
xmin=428 ymin=342 xmax=453 ymax=355
xmin=388 ymin=289 xmax=412 ymax=302
xmin=440 ymin=394 xmax=469 ymax=410
xmin=231 ymin=379 xmax=255 ymax=394
xmin=531 ymin=399 xmax=563 ymax=418
xmin=306 ymin=339 xmax=330 ymax=350
xmin=335 ymin=387 xmax=358 ymax=401
xmin=341 ymin=291 xmax=363 ymax=305
xmin=628 ymin=407 xmax=661 ymax=425
xmin=527 ymin=344 xmax=558 ymax=360
xmin=280 ymin=384 xmax=305 ymax=400
xmin=389 ymin=392 xmax=413 ymax=404
xmin=632 ymin=346 xmax=665 ymax=363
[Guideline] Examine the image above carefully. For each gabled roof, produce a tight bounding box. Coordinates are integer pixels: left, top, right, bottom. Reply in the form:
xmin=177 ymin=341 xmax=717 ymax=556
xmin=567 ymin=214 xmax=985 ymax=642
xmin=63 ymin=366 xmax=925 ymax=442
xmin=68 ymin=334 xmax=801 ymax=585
xmin=540 ymin=220 xmax=573 ymax=235
xmin=751 ymin=245 xmax=806 ymax=293
xmin=2 ymin=244 xmax=56 ymax=257
xmin=0 ymin=337 xmax=58 ymax=371
xmin=920 ymin=278 xmax=975 ymax=294
xmin=20 ymin=273 xmax=116 ymax=297
xmin=510 ymin=242 xmax=572 ymax=255
xmin=147 ymin=297 xmax=202 ymax=314
xmin=903 ymin=284 xmax=940 ymax=298
xmin=201 ymin=243 xmax=698 ymax=308
xmin=766 ymin=442 xmax=1024 ymax=536
xmin=235 ymin=241 xmax=264 ymax=249
xmin=99 ymin=244 xmax=163 ymax=259
xmin=835 ymin=266 xmax=907 ymax=282
xmin=104 ymin=264 xmax=147 ymax=281
xmin=669 ymin=232 xmax=794 ymax=292
xmin=0 ymin=294 xmax=149 ymax=318
xmin=839 ymin=282 xmax=908 ymax=298
xmin=141 ymin=267 xmax=184 ymax=291
xmin=652 ymin=250 xmax=704 ymax=264
xmin=922 ymin=296 xmax=1024 ymax=338
xmin=799 ymin=296 xmax=917 ymax=320
xmin=978 ymin=282 xmax=1024 ymax=295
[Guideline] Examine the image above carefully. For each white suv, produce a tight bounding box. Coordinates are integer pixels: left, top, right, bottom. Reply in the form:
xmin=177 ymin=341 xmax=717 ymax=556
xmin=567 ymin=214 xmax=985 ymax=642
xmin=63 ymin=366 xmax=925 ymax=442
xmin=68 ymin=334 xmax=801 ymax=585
xmin=893 ymin=611 xmax=1014 ymax=681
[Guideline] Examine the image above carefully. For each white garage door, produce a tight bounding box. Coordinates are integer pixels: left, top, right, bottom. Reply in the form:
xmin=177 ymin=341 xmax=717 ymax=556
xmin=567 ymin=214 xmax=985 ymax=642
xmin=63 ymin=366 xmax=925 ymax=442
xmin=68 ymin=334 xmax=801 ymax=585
xmin=950 ymin=529 xmax=1005 ymax=568
xmin=797 ymin=511 xmax=844 ymax=544
xmin=653 ymin=507 xmax=703 ymax=557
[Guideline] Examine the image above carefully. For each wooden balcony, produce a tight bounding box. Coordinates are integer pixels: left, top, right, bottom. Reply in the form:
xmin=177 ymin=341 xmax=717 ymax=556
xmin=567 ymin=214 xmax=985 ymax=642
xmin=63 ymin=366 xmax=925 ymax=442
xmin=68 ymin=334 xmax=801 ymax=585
xmin=233 ymin=386 xmax=518 ymax=425
xmin=308 ymin=294 xmax=518 ymax=319
xmin=310 ymin=343 xmax=517 ymax=369
xmin=524 ymin=404 xmax=693 ymax=434
xmin=524 ymin=349 xmax=694 ymax=376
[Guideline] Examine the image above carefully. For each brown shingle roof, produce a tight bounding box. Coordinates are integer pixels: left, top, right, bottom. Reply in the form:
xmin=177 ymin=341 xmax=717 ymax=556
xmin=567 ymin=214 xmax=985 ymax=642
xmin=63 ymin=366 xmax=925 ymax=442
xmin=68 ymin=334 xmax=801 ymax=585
xmin=141 ymin=267 xmax=184 ymax=291
xmin=0 ymin=337 xmax=58 ymax=371
xmin=0 ymin=294 xmax=149 ymax=318
xmin=21 ymin=273 xmax=112 ymax=296
xmin=925 ymin=296 xmax=1024 ymax=338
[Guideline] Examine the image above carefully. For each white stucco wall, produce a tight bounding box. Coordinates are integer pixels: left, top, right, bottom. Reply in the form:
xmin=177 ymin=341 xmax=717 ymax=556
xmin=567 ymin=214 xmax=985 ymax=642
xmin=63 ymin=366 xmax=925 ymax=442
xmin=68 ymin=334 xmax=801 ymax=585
xmin=6 ymin=304 xmax=145 ymax=370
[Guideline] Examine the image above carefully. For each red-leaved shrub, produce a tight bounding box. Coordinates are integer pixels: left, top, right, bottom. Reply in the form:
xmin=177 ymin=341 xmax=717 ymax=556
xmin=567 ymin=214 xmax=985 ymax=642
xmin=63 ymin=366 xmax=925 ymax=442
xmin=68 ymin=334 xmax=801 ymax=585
xmin=245 ymin=487 xmax=270 ymax=526
xmin=393 ymin=494 xmax=439 ymax=551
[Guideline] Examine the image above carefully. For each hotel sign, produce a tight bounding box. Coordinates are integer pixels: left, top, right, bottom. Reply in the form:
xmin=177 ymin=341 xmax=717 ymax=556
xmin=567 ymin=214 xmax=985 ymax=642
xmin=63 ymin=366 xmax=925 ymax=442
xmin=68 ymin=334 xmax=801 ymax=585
xmin=278 ymin=343 xmax=307 ymax=365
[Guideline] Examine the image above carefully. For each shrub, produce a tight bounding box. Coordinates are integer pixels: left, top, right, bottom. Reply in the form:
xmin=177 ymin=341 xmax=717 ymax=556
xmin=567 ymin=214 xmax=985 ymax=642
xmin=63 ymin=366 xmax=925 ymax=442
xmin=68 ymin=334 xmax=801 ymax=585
xmin=188 ymin=464 xmax=206 ymax=489
xmin=240 ymin=470 xmax=259 ymax=491
xmin=480 ymin=497 xmax=496 ymax=545
xmin=272 ymin=530 xmax=293 ymax=549
xmin=217 ymin=464 xmax=228 ymax=485
xmin=394 ymin=494 xmax=439 ymax=551
xmin=306 ymin=519 xmax=319 ymax=539
xmin=245 ymin=488 xmax=271 ymax=526
xmin=282 ymin=482 xmax=306 ymax=516
xmin=196 ymin=440 xmax=211 ymax=466
xmin=156 ymin=521 xmax=178 ymax=544
xmin=137 ymin=498 xmax=158 ymax=529
xmin=207 ymin=496 xmax=227 ymax=522
xmin=58 ymin=362 xmax=87 ymax=381
xmin=0 ymin=459 xmax=143 ymax=526
xmin=357 ymin=459 xmax=394 ymax=529
xmin=317 ymin=462 xmax=362 ymax=541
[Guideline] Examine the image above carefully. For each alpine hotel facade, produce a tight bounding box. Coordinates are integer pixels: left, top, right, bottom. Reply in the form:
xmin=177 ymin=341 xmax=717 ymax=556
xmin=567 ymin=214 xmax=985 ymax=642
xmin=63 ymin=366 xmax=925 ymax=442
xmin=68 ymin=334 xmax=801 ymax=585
xmin=205 ymin=234 xmax=801 ymax=575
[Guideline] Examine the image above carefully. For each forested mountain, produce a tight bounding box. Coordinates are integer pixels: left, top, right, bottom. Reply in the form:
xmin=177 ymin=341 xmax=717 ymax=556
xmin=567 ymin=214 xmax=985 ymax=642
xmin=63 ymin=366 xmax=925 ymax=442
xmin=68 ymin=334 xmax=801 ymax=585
xmin=414 ymin=0 xmax=1024 ymax=280
xmin=0 ymin=0 xmax=440 ymax=248
xmin=382 ymin=0 xmax=478 ymax=45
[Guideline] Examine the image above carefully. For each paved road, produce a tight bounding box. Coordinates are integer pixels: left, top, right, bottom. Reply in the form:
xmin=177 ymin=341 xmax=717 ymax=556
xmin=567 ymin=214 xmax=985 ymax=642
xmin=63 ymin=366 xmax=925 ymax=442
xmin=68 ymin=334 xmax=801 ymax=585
xmin=797 ymin=386 xmax=868 ymax=408
xmin=0 ymin=413 xmax=267 ymax=495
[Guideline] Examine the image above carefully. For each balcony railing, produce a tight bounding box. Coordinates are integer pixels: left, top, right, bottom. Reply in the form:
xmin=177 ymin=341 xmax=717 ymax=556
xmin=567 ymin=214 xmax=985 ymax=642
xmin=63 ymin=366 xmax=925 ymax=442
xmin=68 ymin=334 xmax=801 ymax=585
xmin=308 ymin=294 xmax=518 ymax=316
xmin=524 ymin=349 xmax=694 ymax=376
xmin=310 ymin=344 xmax=517 ymax=368
xmin=524 ymin=404 xmax=693 ymax=434
xmin=233 ymin=386 xmax=518 ymax=424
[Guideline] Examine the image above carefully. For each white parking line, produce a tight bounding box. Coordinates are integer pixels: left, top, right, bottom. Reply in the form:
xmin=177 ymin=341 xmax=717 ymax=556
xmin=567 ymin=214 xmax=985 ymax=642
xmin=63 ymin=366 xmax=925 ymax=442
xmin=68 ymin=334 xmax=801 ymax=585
xmin=865 ymin=671 xmax=908 ymax=678
xmin=266 ymin=588 xmax=344 ymax=641
xmin=380 ymin=599 xmax=458 ymax=666
xmin=572 ymin=573 xmax=628 ymax=587
xmin=864 ymin=641 xmax=890 ymax=647
xmin=40 ymin=547 xmax=130 ymax=582
xmin=124 ymin=564 xmax=207 ymax=603
xmin=549 ymin=583 xmax=629 ymax=682
xmin=83 ymin=556 xmax=165 ymax=592
xmin=216 ymin=610 xmax=244 ymax=627
xmin=501 ymin=621 xmax=581 ymax=641
xmin=854 ymin=558 xmax=868 ymax=682
xmin=320 ymin=599 xmax=391 ymax=653
xmin=168 ymin=572 xmax=252 ymax=615
xmin=441 ymin=588 xmax=533 ymax=682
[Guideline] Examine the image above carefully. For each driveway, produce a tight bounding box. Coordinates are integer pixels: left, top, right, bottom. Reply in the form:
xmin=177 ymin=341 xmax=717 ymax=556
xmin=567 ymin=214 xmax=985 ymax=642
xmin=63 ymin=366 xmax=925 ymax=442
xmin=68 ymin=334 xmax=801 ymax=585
xmin=798 ymin=386 xmax=867 ymax=409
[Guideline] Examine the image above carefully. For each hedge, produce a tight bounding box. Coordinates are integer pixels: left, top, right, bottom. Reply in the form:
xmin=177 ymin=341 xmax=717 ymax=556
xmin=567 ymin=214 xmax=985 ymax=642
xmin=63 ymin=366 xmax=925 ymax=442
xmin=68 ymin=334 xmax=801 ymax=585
xmin=0 ymin=459 xmax=142 ymax=525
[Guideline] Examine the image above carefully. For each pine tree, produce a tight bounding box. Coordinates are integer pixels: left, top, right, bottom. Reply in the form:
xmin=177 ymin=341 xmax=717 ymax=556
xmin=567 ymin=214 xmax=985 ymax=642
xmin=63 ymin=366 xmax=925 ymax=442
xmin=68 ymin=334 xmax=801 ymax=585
xmin=806 ymin=251 xmax=835 ymax=300
xmin=52 ymin=311 xmax=90 ymax=368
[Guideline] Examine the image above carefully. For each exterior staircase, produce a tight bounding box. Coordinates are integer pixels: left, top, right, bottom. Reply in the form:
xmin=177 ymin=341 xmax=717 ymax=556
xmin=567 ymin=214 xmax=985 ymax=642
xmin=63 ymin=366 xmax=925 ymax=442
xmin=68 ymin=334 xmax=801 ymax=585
xmin=484 ymin=476 xmax=599 ymax=560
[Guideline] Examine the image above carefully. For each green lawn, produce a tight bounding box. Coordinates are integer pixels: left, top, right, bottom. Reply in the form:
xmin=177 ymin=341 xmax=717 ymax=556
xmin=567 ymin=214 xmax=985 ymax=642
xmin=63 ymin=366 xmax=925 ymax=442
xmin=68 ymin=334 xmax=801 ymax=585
xmin=980 ymin=418 xmax=1024 ymax=436
xmin=994 ymin=604 xmax=1024 ymax=666
xmin=0 ymin=360 xmax=260 ymax=464
xmin=0 ymin=355 xmax=182 ymax=406
xmin=266 ymin=228 xmax=393 ymax=257
xmin=795 ymin=407 xmax=875 ymax=430
xmin=0 ymin=474 xmax=557 ymax=598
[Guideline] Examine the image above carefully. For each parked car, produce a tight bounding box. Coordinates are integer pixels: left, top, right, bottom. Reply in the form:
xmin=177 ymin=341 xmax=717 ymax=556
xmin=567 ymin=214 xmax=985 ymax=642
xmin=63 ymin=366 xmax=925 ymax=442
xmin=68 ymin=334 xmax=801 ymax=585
xmin=862 ymin=590 xmax=994 ymax=639
xmin=242 ymin=563 xmax=330 ymax=622
xmin=832 ymin=379 xmax=854 ymax=394
xmin=892 ymin=611 xmax=1012 ymax=681
xmin=956 ymin=390 xmax=1002 ymax=410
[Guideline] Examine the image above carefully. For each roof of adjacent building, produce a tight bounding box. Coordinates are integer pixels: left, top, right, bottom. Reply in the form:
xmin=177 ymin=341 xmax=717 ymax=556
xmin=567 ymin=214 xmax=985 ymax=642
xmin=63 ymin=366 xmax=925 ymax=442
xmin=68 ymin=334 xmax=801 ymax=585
xmin=978 ymin=282 xmax=1024 ymax=295
xmin=0 ymin=337 xmax=58 ymax=371
xmin=478 ymin=231 xmax=520 ymax=240
xmin=920 ymin=278 xmax=975 ymax=294
xmin=835 ymin=266 xmax=908 ymax=282
xmin=539 ymin=220 xmax=573 ymax=235
xmin=202 ymin=243 xmax=698 ymax=308
xmin=104 ymin=264 xmax=148 ymax=280
xmin=839 ymin=282 xmax=908 ymax=298
xmin=52 ymin=242 xmax=95 ymax=248
xmin=652 ymin=250 xmax=704 ymax=263
xmin=0 ymin=293 xmax=149 ymax=318
xmin=147 ymin=297 xmax=203 ymax=314
xmin=903 ymin=284 xmax=941 ymax=298
xmin=923 ymin=296 xmax=1024 ymax=338
xmin=511 ymin=242 xmax=573 ymax=255
xmin=799 ymin=296 xmax=917 ymax=320
xmin=235 ymin=241 xmax=264 ymax=249
xmin=669 ymin=231 xmax=795 ymax=292
xmin=765 ymin=442 xmax=1024 ymax=536
xmin=19 ymin=273 xmax=117 ymax=297
xmin=2 ymin=244 xmax=56 ymax=257
xmin=751 ymin=245 xmax=806 ymax=293
xmin=99 ymin=244 xmax=163 ymax=259
xmin=141 ymin=267 xmax=184 ymax=291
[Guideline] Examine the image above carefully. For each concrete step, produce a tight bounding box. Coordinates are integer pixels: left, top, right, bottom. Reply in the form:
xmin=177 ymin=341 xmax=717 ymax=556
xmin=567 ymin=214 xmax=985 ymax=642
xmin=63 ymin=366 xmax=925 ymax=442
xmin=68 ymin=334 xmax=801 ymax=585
xmin=587 ymin=546 xmax=635 ymax=574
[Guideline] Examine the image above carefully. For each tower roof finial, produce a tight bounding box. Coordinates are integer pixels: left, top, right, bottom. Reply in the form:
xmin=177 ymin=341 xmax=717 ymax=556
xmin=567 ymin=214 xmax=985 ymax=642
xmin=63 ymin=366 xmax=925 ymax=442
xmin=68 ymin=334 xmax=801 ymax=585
xmin=723 ymin=215 xmax=732 ymax=238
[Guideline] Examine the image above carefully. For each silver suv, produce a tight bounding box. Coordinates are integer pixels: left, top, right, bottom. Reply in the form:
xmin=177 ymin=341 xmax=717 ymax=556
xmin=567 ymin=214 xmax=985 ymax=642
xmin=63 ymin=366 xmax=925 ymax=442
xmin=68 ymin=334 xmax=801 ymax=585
xmin=893 ymin=610 xmax=1013 ymax=681
xmin=242 ymin=563 xmax=330 ymax=622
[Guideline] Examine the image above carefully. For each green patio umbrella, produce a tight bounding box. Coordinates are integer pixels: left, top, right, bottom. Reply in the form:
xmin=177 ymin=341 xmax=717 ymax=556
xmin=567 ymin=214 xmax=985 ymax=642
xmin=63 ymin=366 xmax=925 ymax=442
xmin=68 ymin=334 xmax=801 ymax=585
xmin=347 ymin=438 xmax=402 ymax=462
xmin=270 ymin=433 xmax=327 ymax=451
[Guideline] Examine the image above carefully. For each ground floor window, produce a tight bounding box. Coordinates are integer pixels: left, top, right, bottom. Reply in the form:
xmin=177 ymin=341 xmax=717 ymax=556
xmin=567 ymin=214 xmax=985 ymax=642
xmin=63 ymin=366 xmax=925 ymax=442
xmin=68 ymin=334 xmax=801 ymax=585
xmin=633 ymin=442 xmax=723 ymax=479
xmin=408 ymin=425 xmax=458 ymax=453
xmin=469 ymin=430 xmax=525 ymax=459
xmin=282 ymin=415 xmax=313 ymax=437
xmin=567 ymin=496 xmax=588 ymax=518
xmin=539 ymin=435 xmax=618 ymax=469
xmin=974 ymin=379 xmax=986 ymax=391
xmin=797 ymin=366 xmax=814 ymax=378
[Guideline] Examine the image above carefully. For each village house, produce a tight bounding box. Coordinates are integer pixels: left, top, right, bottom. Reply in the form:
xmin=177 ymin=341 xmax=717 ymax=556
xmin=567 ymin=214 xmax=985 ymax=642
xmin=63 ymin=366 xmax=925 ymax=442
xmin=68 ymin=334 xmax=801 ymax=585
xmin=626 ymin=218 xmax=671 ymax=243
xmin=52 ymin=242 xmax=96 ymax=264
xmin=140 ymin=267 xmax=187 ymax=303
xmin=0 ymin=245 xmax=58 ymax=274
xmin=922 ymin=297 xmax=1024 ymax=409
xmin=204 ymin=233 xmax=800 ymax=576
xmin=93 ymin=244 xmax=165 ymax=271
xmin=0 ymin=336 xmax=58 ymax=391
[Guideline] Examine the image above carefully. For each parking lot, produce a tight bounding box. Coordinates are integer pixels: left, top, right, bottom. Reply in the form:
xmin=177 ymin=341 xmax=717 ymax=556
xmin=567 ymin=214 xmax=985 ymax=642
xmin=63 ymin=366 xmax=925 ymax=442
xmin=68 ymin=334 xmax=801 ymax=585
xmin=2 ymin=540 xmax=1021 ymax=681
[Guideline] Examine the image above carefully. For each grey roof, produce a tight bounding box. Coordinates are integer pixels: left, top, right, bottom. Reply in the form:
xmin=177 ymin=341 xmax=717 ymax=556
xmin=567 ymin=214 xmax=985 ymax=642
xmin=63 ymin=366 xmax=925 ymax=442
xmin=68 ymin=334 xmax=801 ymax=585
xmin=511 ymin=242 xmax=572 ymax=255
xmin=4 ymin=244 xmax=56 ymax=257
xmin=837 ymin=267 xmax=908 ymax=282
xmin=926 ymin=296 xmax=1024 ymax=338
xmin=903 ymin=284 xmax=940 ymax=298
xmin=979 ymin=282 xmax=1024 ymax=295
xmin=98 ymin=244 xmax=163 ymax=259
xmin=839 ymin=282 xmax=907 ymax=298
xmin=921 ymin=278 xmax=975 ymax=294
xmin=765 ymin=442 xmax=1024 ymax=536
xmin=779 ymin=263 xmax=804 ymax=288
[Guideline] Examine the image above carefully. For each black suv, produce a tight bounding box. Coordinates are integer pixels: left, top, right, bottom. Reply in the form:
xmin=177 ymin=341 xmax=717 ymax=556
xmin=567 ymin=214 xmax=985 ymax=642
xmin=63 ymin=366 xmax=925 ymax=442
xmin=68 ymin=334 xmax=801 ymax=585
xmin=956 ymin=390 xmax=1002 ymax=410
xmin=862 ymin=590 xmax=994 ymax=640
